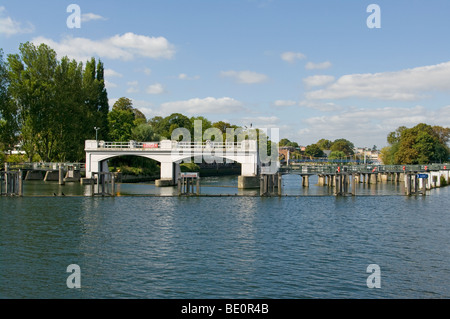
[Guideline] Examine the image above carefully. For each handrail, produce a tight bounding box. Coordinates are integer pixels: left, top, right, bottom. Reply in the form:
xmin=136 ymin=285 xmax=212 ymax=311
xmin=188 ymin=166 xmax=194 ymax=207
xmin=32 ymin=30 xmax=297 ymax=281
xmin=96 ymin=141 xmax=246 ymax=149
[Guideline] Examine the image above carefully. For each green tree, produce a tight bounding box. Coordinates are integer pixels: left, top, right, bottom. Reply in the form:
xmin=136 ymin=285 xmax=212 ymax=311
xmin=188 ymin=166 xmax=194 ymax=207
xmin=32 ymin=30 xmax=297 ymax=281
xmin=108 ymin=98 xmax=136 ymax=141
xmin=316 ymin=138 xmax=332 ymax=150
xmin=304 ymin=144 xmax=324 ymax=158
xmin=388 ymin=123 xmax=449 ymax=164
xmin=328 ymin=151 xmax=346 ymax=161
xmin=0 ymin=49 xmax=18 ymax=152
xmin=7 ymin=42 xmax=59 ymax=161
xmin=157 ymin=113 xmax=192 ymax=139
xmin=131 ymin=123 xmax=160 ymax=142
xmin=330 ymin=138 xmax=354 ymax=156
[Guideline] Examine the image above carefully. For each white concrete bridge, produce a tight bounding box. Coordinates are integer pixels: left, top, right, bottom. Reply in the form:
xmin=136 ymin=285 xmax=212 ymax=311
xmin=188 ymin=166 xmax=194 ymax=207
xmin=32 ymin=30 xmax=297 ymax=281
xmin=85 ymin=139 xmax=261 ymax=187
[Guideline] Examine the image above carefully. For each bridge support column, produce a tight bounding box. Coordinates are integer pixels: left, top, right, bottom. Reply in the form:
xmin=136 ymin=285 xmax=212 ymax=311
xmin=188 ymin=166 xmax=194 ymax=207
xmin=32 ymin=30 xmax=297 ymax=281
xmin=156 ymin=162 xmax=179 ymax=187
xmin=238 ymin=175 xmax=260 ymax=189
xmin=317 ymin=175 xmax=326 ymax=186
xmin=301 ymin=175 xmax=309 ymax=187
xmin=370 ymin=173 xmax=377 ymax=184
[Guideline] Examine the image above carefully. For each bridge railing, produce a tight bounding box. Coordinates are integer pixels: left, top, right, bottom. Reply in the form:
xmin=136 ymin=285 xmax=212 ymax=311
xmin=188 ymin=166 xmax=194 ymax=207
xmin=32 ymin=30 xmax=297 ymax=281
xmin=93 ymin=140 xmax=255 ymax=151
xmin=4 ymin=162 xmax=86 ymax=171
xmin=280 ymin=164 xmax=449 ymax=174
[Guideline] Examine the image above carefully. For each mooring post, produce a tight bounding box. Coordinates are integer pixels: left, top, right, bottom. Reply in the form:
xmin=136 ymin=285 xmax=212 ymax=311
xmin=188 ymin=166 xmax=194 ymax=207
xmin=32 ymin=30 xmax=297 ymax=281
xmin=4 ymin=163 xmax=9 ymax=194
xmin=196 ymin=177 xmax=200 ymax=196
xmin=278 ymin=173 xmax=282 ymax=196
xmin=91 ymin=177 xmax=95 ymax=196
xmin=414 ymin=173 xmax=418 ymax=195
xmin=351 ymin=173 xmax=356 ymax=196
xmin=59 ymin=164 xmax=65 ymax=185
xmin=422 ymin=176 xmax=427 ymax=196
xmin=111 ymin=173 xmax=115 ymax=197
xmin=18 ymin=170 xmax=23 ymax=196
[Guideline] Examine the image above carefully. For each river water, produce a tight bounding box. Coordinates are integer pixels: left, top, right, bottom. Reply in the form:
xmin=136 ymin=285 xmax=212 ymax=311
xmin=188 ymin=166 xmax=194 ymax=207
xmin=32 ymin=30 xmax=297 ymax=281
xmin=1 ymin=175 xmax=449 ymax=298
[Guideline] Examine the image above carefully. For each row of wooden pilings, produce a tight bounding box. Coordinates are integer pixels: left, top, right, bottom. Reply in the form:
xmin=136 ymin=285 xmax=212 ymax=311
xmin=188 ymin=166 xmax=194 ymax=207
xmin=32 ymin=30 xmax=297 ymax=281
xmin=0 ymin=170 xmax=24 ymax=196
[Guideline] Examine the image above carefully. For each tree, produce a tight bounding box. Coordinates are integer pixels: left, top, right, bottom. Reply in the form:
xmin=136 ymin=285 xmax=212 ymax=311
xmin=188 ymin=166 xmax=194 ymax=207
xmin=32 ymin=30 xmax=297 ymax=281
xmin=304 ymin=144 xmax=324 ymax=158
xmin=0 ymin=49 xmax=18 ymax=152
xmin=316 ymin=138 xmax=332 ymax=150
xmin=131 ymin=123 xmax=160 ymax=142
xmin=159 ymin=113 xmax=192 ymax=139
xmin=278 ymin=138 xmax=299 ymax=148
xmin=328 ymin=151 xmax=346 ymax=161
xmin=7 ymin=42 xmax=59 ymax=161
xmin=190 ymin=116 xmax=212 ymax=141
xmin=387 ymin=123 xmax=449 ymax=164
xmin=212 ymin=121 xmax=233 ymax=134
xmin=330 ymin=138 xmax=354 ymax=156
xmin=108 ymin=98 xmax=136 ymax=142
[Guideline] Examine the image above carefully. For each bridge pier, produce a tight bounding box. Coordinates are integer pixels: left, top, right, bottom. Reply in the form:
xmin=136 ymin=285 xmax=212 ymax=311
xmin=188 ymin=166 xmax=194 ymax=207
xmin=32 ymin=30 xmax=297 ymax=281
xmin=317 ymin=175 xmax=326 ymax=186
xmin=301 ymin=175 xmax=309 ymax=187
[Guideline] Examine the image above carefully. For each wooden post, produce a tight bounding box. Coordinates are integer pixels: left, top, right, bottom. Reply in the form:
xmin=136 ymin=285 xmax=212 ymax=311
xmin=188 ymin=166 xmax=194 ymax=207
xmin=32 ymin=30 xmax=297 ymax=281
xmin=278 ymin=174 xmax=282 ymax=196
xmin=196 ymin=177 xmax=200 ymax=195
xmin=18 ymin=170 xmax=23 ymax=196
xmin=422 ymin=176 xmax=427 ymax=196
xmin=111 ymin=173 xmax=115 ymax=196
xmin=91 ymin=177 xmax=95 ymax=196
xmin=4 ymin=163 xmax=8 ymax=194
xmin=59 ymin=164 xmax=65 ymax=185
xmin=406 ymin=173 xmax=411 ymax=195
xmin=414 ymin=174 xmax=418 ymax=195
xmin=351 ymin=173 xmax=356 ymax=196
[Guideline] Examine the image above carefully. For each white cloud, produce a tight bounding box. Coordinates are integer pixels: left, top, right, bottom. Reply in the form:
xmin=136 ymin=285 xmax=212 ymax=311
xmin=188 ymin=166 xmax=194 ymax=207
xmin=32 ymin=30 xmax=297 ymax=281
xmin=299 ymin=100 xmax=341 ymax=112
xmin=281 ymin=51 xmax=306 ymax=63
xmin=146 ymin=83 xmax=165 ymax=95
xmin=305 ymin=61 xmax=332 ymax=70
xmin=144 ymin=68 xmax=152 ymax=75
xmin=0 ymin=6 xmax=34 ymax=36
xmin=295 ymin=104 xmax=450 ymax=147
xmin=273 ymin=100 xmax=297 ymax=107
xmin=303 ymin=75 xmax=335 ymax=88
xmin=81 ymin=13 xmax=106 ymax=23
xmin=104 ymin=80 xmax=117 ymax=89
xmin=131 ymin=99 xmax=160 ymax=118
xmin=104 ymin=69 xmax=123 ymax=78
xmin=32 ymin=32 xmax=175 ymax=62
xmin=306 ymin=61 xmax=450 ymax=101
xmin=178 ymin=73 xmax=200 ymax=80
xmin=221 ymin=70 xmax=268 ymax=84
xmin=127 ymin=81 xmax=139 ymax=93
xmin=160 ymin=97 xmax=244 ymax=114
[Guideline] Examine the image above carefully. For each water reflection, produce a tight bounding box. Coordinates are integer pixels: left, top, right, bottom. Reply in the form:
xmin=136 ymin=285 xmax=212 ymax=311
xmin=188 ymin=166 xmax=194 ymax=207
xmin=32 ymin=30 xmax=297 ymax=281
xmin=20 ymin=173 xmax=407 ymax=197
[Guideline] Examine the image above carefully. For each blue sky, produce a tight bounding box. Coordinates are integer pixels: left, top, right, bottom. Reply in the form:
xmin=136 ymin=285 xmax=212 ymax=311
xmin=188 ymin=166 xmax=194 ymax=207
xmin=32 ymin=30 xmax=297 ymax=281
xmin=1 ymin=0 xmax=450 ymax=148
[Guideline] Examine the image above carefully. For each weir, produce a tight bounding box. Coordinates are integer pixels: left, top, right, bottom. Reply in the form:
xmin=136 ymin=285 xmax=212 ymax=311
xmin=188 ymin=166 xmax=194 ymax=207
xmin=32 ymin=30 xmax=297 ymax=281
xmin=84 ymin=139 xmax=260 ymax=189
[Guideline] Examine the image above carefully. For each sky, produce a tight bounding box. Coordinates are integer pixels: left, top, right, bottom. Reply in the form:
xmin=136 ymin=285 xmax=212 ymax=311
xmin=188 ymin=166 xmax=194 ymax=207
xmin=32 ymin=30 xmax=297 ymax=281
xmin=1 ymin=0 xmax=450 ymax=148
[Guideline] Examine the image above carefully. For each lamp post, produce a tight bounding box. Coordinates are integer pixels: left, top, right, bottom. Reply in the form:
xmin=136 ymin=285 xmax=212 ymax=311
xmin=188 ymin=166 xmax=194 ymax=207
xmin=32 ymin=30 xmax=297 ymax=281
xmin=94 ymin=127 xmax=100 ymax=142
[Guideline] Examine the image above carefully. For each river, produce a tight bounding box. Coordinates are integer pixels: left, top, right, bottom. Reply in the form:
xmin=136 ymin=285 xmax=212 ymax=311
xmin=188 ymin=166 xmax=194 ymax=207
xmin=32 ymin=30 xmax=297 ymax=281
xmin=1 ymin=175 xmax=449 ymax=298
